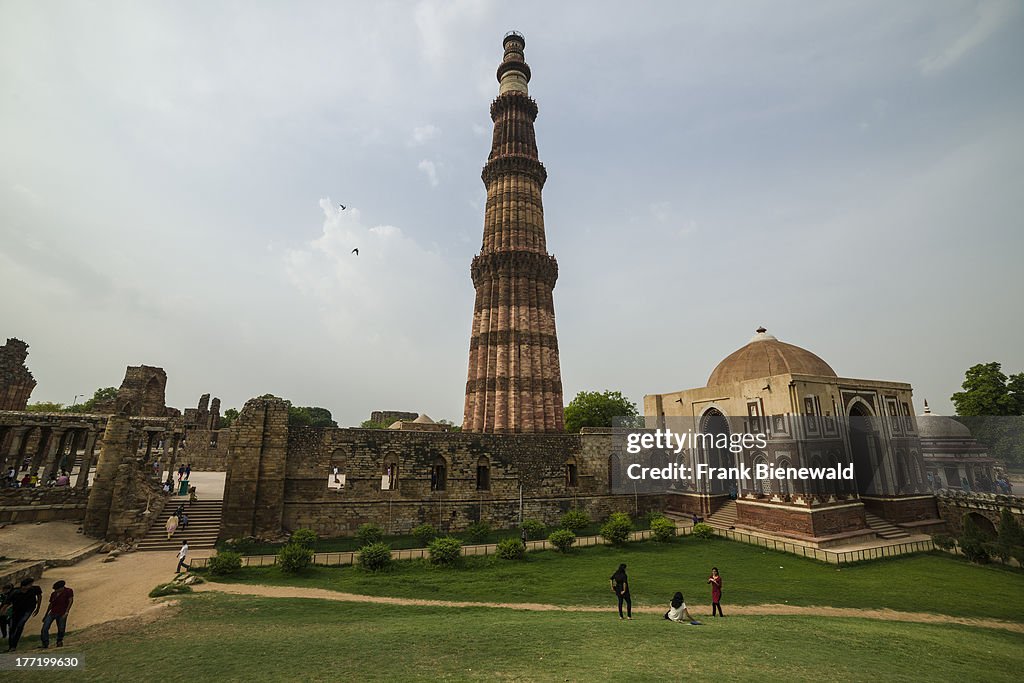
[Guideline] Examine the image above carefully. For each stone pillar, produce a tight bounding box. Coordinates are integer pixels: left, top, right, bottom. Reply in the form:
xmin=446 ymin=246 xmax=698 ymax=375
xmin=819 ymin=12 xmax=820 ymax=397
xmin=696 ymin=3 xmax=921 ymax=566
xmin=83 ymin=414 xmax=130 ymax=538
xmin=1 ymin=425 xmax=28 ymax=473
xmin=75 ymin=429 xmax=100 ymax=489
xmin=37 ymin=428 xmax=66 ymax=475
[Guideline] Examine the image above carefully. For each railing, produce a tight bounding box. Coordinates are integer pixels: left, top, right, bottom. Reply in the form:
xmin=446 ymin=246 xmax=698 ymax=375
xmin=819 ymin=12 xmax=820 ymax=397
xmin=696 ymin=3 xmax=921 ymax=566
xmin=189 ymin=525 xmax=933 ymax=570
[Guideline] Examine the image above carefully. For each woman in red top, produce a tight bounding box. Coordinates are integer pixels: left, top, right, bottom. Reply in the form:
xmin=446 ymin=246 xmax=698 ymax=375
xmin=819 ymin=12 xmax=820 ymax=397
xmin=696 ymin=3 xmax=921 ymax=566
xmin=707 ymin=567 xmax=723 ymax=616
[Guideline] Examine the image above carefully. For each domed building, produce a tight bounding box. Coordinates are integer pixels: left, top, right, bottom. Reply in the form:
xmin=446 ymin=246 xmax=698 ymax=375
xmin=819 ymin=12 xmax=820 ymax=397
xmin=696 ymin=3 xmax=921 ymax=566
xmin=917 ymin=401 xmax=996 ymax=492
xmin=644 ymin=328 xmax=941 ymax=544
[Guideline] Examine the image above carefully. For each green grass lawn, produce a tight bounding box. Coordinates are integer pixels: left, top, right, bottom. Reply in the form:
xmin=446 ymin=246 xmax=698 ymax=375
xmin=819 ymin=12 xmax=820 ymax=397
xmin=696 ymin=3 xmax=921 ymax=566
xmin=12 ymin=594 xmax=1023 ymax=682
xmin=206 ymin=538 xmax=1024 ymax=622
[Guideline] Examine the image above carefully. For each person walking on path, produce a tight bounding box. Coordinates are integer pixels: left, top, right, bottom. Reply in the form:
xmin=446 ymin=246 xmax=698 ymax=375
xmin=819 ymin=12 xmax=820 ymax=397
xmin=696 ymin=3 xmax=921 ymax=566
xmin=176 ymin=540 xmax=190 ymax=573
xmin=39 ymin=580 xmax=73 ymax=648
xmin=609 ymin=563 xmax=632 ymax=620
xmin=707 ymin=567 xmax=723 ymax=617
xmin=177 ymin=464 xmax=185 ymax=483
xmin=6 ymin=577 xmax=42 ymax=652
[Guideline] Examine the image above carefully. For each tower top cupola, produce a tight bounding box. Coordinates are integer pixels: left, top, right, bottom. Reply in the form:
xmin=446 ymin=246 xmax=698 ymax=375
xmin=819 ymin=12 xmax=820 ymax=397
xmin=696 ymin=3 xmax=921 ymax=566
xmin=497 ymin=30 xmax=531 ymax=95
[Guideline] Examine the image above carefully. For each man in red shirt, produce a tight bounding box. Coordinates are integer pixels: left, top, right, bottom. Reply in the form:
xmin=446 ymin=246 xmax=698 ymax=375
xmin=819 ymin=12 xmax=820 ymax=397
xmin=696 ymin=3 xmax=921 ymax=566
xmin=39 ymin=580 xmax=73 ymax=648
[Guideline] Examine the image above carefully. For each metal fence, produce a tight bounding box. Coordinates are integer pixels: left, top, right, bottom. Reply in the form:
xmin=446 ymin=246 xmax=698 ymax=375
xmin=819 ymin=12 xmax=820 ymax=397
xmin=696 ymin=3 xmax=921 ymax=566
xmin=189 ymin=524 xmax=932 ymax=569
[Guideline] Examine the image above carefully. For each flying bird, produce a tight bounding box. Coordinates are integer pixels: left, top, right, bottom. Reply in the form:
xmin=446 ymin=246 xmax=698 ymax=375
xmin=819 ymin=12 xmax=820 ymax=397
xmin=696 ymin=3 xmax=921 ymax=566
xmin=339 ymin=204 xmax=347 ymax=210
xmin=351 ymin=248 xmax=359 ymax=256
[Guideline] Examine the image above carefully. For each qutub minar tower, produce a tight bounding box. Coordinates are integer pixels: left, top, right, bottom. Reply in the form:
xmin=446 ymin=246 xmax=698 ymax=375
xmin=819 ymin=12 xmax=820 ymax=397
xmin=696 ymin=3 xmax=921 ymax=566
xmin=463 ymin=32 xmax=564 ymax=433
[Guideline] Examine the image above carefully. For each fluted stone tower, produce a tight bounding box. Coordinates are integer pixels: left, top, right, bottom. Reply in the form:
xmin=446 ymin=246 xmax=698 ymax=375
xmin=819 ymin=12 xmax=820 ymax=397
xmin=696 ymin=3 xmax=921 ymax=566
xmin=463 ymin=32 xmax=564 ymax=433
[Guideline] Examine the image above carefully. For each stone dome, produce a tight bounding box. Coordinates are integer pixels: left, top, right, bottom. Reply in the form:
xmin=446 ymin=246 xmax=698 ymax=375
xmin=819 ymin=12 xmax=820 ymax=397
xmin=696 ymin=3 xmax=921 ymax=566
xmin=917 ymin=402 xmax=972 ymax=439
xmin=707 ymin=328 xmax=837 ymax=387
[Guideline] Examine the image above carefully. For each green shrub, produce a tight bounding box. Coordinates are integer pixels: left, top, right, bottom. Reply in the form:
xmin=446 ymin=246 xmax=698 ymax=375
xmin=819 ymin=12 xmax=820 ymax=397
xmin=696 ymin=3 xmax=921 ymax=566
xmin=691 ymin=522 xmax=715 ymax=540
xmin=465 ymin=521 xmax=491 ymax=543
xmin=428 ymin=536 xmax=463 ymax=566
xmin=994 ymin=508 xmax=1024 ymax=564
xmin=496 ymin=537 xmax=525 ymax=560
xmin=355 ymin=523 xmax=384 ymax=547
xmin=959 ymin=515 xmax=991 ymax=563
xmin=207 ymin=551 xmax=243 ymax=576
xmin=600 ymin=512 xmax=633 ymax=545
xmin=560 ymin=509 xmax=590 ymax=532
xmin=289 ymin=528 xmax=318 ymax=549
xmin=149 ymin=583 xmax=192 ymax=598
xmin=278 ymin=542 xmax=314 ymax=573
xmin=932 ymin=534 xmax=956 ymax=551
xmin=644 ymin=509 xmax=666 ymax=524
xmin=520 ymin=519 xmax=546 ymax=540
xmin=548 ymin=528 xmax=576 ymax=552
xmin=358 ymin=542 xmax=393 ymax=572
xmin=650 ymin=516 xmax=677 ymax=542
xmin=411 ymin=524 xmax=437 ymax=546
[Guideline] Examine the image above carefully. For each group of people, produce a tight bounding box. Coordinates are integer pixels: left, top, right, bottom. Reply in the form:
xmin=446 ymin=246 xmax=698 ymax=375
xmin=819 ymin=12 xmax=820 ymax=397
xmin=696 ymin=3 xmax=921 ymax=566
xmin=1 ymin=577 xmax=74 ymax=652
xmin=4 ymin=467 xmax=72 ymax=488
xmin=609 ymin=564 xmax=724 ymax=624
xmin=161 ymin=463 xmax=197 ymax=502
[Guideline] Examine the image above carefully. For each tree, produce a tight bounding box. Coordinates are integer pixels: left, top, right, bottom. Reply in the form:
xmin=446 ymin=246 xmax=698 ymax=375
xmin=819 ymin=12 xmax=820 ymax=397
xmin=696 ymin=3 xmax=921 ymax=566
xmin=64 ymin=387 xmax=118 ymax=413
xmin=951 ymin=363 xmax=1024 ymax=466
xmin=438 ymin=419 xmax=462 ymax=432
xmin=26 ymin=401 xmax=64 ymax=413
xmin=359 ymin=419 xmax=391 ymax=429
xmin=218 ymin=408 xmax=239 ymax=429
xmin=288 ymin=406 xmax=337 ymax=428
xmin=563 ymin=390 xmax=641 ymax=433
xmin=951 ymin=363 xmax=1018 ymax=416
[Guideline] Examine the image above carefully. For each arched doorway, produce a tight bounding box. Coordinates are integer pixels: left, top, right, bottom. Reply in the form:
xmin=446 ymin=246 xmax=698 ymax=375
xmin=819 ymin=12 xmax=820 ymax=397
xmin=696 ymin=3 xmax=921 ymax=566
xmin=699 ymin=408 xmax=734 ymax=496
xmin=847 ymin=401 xmax=879 ymax=496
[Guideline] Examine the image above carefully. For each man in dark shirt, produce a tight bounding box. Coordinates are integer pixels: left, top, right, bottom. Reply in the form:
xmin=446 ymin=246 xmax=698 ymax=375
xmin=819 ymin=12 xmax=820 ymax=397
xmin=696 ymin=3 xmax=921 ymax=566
xmin=6 ymin=577 xmax=42 ymax=652
xmin=40 ymin=580 xmax=74 ymax=648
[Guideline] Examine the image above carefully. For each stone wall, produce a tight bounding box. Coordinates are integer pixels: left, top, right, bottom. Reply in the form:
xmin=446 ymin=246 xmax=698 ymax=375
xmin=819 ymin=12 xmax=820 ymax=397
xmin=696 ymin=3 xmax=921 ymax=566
xmin=0 ymin=561 xmax=44 ymax=589
xmin=175 ymin=428 xmax=230 ymax=471
xmin=98 ymin=366 xmax=169 ymax=417
xmin=0 ymin=487 xmax=89 ymax=523
xmin=0 ymin=338 xmax=36 ymax=411
xmin=219 ymin=401 xmax=665 ymax=540
xmin=936 ymin=491 xmax=1024 ymax=535
xmin=861 ymin=495 xmax=940 ymax=524
xmin=737 ymin=500 xmax=868 ymax=539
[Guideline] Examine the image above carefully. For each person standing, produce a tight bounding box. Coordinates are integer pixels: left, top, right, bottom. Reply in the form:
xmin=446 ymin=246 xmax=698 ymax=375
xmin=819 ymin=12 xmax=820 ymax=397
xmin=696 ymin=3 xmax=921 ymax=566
xmin=177 ymin=464 xmax=185 ymax=483
xmin=176 ymin=540 xmax=190 ymax=573
xmin=39 ymin=580 xmax=73 ymax=648
xmin=6 ymin=577 xmax=42 ymax=652
xmin=609 ymin=563 xmax=632 ymax=620
xmin=0 ymin=583 xmax=14 ymax=639
xmin=707 ymin=567 xmax=724 ymax=616
xmin=184 ymin=464 xmax=191 ymax=480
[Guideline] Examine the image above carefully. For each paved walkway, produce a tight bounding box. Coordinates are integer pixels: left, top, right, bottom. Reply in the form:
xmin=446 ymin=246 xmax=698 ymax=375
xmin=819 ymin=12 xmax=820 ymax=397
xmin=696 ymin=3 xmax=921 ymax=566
xmin=0 ymin=520 xmax=101 ymax=562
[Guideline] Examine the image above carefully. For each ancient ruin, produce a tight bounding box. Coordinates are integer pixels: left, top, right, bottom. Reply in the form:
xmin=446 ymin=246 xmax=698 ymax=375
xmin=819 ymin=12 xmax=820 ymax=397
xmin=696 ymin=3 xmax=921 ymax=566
xmin=0 ymin=338 xmax=36 ymax=411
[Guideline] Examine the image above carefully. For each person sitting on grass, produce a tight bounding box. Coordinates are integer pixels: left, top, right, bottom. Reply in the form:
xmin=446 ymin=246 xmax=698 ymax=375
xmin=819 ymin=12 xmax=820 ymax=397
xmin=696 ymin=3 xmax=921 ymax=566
xmin=664 ymin=592 xmax=702 ymax=625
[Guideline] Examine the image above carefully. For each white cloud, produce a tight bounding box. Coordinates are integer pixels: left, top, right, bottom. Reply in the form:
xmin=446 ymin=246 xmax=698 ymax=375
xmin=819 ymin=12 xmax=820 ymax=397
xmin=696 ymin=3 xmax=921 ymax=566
xmin=919 ymin=0 xmax=1017 ymax=75
xmin=411 ymin=124 xmax=440 ymax=145
xmin=418 ymin=159 xmax=440 ymax=187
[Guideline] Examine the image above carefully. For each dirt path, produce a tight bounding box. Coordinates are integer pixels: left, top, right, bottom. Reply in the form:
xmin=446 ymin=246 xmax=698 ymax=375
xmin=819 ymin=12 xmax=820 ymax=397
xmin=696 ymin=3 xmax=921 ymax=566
xmin=193 ymin=582 xmax=1024 ymax=634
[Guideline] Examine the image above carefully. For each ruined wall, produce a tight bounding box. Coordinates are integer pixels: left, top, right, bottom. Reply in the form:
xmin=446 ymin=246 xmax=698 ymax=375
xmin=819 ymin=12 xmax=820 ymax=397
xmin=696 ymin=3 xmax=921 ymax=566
xmin=0 ymin=338 xmax=36 ymax=411
xmin=221 ymin=398 xmax=289 ymax=540
xmin=175 ymin=428 xmax=230 ymax=471
xmin=0 ymin=487 xmax=89 ymax=523
xmin=99 ymin=366 xmax=168 ymax=417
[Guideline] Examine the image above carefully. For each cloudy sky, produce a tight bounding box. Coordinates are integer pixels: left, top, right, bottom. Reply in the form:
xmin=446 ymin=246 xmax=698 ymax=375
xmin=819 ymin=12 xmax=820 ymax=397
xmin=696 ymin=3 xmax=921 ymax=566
xmin=2 ymin=0 xmax=1022 ymax=424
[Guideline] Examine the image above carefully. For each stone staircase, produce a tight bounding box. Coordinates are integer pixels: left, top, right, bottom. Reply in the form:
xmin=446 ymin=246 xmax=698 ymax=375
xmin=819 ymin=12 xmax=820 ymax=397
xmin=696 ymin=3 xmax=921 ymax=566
xmin=864 ymin=511 xmax=910 ymax=540
xmin=137 ymin=499 xmax=223 ymax=551
xmin=706 ymin=500 xmax=738 ymax=528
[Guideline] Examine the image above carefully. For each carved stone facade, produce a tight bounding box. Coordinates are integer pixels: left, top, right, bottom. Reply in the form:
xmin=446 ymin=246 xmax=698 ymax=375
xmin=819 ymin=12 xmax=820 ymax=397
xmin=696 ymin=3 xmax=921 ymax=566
xmin=0 ymin=338 xmax=36 ymax=411
xmin=463 ymin=32 xmax=564 ymax=433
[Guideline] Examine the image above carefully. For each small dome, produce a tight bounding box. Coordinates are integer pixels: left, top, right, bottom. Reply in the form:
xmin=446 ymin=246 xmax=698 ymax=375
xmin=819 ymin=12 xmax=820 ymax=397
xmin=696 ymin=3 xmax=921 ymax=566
xmin=412 ymin=413 xmax=435 ymax=424
xmin=707 ymin=328 xmax=837 ymax=387
xmin=917 ymin=402 xmax=972 ymax=439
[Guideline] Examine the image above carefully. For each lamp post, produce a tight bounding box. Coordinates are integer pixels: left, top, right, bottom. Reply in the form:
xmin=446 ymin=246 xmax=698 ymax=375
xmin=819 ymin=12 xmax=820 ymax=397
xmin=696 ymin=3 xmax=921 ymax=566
xmin=71 ymin=394 xmax=84 ymax=409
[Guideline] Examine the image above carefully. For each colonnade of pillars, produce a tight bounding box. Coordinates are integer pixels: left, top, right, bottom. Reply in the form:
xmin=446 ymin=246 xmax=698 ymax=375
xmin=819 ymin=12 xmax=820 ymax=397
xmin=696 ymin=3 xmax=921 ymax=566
xmin=0 ymin=424 xmax=181 ymax=489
